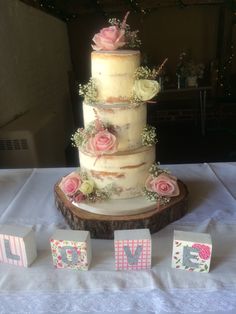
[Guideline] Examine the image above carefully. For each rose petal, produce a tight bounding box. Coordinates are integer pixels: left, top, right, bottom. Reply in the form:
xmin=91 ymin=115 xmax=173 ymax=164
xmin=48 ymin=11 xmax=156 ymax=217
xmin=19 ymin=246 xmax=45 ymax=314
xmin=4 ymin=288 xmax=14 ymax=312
xmin=92 ymin=26 xmax=126 ymax=51
xmin=145 ymin=173 xmax=179 ymax=197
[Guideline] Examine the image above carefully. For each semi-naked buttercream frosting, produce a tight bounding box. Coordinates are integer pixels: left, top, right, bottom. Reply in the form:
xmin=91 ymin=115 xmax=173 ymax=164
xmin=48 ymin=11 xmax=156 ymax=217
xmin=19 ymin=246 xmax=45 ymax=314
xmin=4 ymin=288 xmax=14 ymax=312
xmin=79 ymin=145 xmax=155 ymax=199
xmin=57 ymin=13 xmax=181 ymax=219
xmin=91 ymin=50 xmax=140 ymax=103
xmin=83 ymin=102 xmax=146 ymax=151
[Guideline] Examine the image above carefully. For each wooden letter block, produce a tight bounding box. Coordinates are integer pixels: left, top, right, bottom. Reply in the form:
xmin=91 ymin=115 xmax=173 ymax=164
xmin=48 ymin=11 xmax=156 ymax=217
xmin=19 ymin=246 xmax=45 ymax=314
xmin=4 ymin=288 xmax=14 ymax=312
xmin=172 ymin=230 xmax=212 ymax=273
xmin=114 ymin=229 xmax=152 ymax=270
xmin=50 ymin=229 xmax=92 ymax=270
xmin=0 ymin=224 xmax=37 ymax=267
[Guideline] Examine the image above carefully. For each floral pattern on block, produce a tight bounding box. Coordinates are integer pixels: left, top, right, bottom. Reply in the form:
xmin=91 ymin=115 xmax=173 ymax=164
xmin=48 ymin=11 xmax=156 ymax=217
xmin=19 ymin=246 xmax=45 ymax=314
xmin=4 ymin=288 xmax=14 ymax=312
xmin=192 ymin=243 xmax=211 ymax=260
xmin=50 ymin=239 xmax=88 ymax=270
xmin=172 ymin=240 xmax=212 ymax=273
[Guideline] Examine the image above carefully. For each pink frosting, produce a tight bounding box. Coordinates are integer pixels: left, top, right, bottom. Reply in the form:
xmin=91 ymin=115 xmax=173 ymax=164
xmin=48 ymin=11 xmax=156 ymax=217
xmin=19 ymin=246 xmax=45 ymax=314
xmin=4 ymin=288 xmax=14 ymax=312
xmin=86 ymin=130 xmax=117 ymax=155
xmin=192 ymin=243 xmax=211 ymax=260
xmin=59 ymin=172 xmax=82 ymax=196
xmin=145 ymin=173 xmax=179 ymax=197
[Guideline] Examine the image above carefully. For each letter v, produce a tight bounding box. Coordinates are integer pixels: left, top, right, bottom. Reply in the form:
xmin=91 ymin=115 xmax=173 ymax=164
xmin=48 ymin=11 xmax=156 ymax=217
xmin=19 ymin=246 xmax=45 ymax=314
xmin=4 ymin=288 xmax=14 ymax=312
xmin=124 ymin=245 xmax=143 ymax=265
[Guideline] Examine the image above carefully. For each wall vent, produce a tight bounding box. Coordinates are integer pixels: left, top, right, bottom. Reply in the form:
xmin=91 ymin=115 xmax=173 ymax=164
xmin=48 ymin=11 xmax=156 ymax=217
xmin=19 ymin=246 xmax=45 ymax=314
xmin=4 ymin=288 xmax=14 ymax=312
xmin=0 ymin=107 xmax=66 ymax=168
xmin=0 ymin=139 xmax=29 ymax=151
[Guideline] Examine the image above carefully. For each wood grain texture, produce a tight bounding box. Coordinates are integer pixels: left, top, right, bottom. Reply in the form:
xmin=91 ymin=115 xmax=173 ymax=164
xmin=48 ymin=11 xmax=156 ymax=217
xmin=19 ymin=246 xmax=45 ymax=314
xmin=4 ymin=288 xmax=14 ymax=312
xmin=54 ymin=180 xmax=188 ymax=239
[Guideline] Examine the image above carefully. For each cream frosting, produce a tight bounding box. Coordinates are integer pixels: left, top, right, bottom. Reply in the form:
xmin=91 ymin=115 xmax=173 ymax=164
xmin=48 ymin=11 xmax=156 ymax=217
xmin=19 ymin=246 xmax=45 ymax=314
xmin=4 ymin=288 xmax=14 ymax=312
xmin=91 ymin=50 xmax=140 ymax=103
xmin=83 ymin=102 xmax=146 ymax=151
xmin=79 ymin=145 xmax=155 ymax=199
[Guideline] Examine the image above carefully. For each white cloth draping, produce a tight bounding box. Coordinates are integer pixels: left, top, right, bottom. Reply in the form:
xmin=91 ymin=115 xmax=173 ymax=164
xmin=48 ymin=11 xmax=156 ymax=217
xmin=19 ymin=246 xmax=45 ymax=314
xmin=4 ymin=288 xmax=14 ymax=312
xmin=0 ymin=163 xmax=236 ymax=314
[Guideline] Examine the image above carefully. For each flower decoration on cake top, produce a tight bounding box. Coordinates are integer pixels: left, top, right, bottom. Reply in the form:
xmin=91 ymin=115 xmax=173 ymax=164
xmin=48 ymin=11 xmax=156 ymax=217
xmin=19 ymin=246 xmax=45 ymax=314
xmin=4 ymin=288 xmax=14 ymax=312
xmin=72 ymin=110 xmax=118 ymax=157
xmin=92 ymin=11 xmax=141 ymax=51
xmin=144 ymin=163 xmax=180 ymax=205
xmin=59 ymin=170 xmax=111 ymax=203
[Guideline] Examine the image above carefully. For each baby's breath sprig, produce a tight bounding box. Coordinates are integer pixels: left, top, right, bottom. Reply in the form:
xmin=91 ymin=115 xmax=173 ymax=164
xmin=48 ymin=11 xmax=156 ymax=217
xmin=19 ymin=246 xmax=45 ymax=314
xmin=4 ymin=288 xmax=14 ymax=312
xmin=71 ymin=124 xmax=96 ymax=149
xmin=125 ymin=30 xmax=141 ymax=48
xmin=143 ymin=189 xmax=171 ymax=205
xmin=141 ymin=125 xmax=158 ymax=146
xmin=108 ymin=16 xmax=141 ymax=49
xmin=148 ymin=163 xmax=170 ymax=177
xmin=78 ymin=78 xmax=98 ymax=104
xmin=134 ymin=59 xmax=168 ymax=80
xmin=108 ymin=17 xmax=120 ymax=26
xmin=86 ymin=188 xmax=110 ymax=202
xmin=71 ymin=120 xmax=114 ymax=149
xmin=130 ymin=94 xmax=145 ymax=106
xmin=71 ymin=128 xmax=85 ymax=148
xmin=134 ymin=66 xmax=158 ymax=80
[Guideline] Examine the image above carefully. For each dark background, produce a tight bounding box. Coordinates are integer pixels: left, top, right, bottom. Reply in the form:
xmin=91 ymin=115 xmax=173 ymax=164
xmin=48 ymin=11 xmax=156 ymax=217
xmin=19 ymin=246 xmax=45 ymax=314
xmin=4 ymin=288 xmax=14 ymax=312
xmin=1 ymin=0 xmax=236 ymax=167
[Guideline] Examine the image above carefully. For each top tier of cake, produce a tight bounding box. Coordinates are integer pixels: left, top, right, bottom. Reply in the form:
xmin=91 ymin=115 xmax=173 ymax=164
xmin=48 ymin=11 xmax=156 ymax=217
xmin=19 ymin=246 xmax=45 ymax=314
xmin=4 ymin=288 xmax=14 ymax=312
xmin=91 ymin=50 xmax=140 ymax=104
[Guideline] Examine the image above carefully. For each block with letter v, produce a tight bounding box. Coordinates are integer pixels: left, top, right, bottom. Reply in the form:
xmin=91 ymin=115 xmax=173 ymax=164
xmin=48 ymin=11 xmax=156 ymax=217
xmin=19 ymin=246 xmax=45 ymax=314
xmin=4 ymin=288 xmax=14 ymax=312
xmin=114 ymin=229 xmax=152 ymax=270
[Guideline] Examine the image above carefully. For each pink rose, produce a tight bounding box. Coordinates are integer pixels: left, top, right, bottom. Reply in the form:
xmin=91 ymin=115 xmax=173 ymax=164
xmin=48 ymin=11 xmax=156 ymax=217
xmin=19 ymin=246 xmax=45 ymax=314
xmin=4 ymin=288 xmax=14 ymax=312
xmin=86 ymin=130 xmax=117 ymax=156
xmin=145 ymin=173 xmax=180 ymax=197
xmin=92 ymin=26 xmax=126 ymax=51
xmin=73 ymin=192 xmax=85 ymax=203
xmin=192 ymin=243 xmax=211 ymax=260
xmin=59 ymin=172 xmax=82 ymax=196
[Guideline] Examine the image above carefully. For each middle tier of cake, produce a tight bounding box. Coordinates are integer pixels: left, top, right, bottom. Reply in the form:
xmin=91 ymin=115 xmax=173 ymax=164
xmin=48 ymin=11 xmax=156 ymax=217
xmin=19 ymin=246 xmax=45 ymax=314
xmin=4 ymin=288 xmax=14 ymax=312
xmin=79 ymin=145 xmax=155 ymax=199
xmin=83 ymin=102 xmax=146 ymax=151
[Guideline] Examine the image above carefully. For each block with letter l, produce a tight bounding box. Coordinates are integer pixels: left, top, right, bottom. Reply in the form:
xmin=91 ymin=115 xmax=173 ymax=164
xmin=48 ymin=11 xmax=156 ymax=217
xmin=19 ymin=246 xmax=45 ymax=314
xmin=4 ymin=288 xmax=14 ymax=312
xmin=0 ymin=224 xmax=37 ymax=267
xmin=172 ymin=230 xmax=212 ymax=273
xmin=50 ymin=229 xmax=92 ymax=270
xmin=114 ymin=229 xmax=152 ymax=270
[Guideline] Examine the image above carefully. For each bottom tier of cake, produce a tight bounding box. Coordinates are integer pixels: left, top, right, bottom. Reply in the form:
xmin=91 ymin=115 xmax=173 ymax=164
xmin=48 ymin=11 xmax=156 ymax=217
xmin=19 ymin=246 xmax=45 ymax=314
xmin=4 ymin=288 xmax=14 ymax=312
xmin=79 ymin=145 xmax=155 ymax=199
xmin=54 ymin=180 xmax=188 ymax=239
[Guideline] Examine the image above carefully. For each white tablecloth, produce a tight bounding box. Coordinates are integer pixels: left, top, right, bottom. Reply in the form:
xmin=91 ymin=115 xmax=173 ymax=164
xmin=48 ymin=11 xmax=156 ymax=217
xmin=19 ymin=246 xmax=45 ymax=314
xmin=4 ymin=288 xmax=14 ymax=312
xmin=0 ymin=163 xmax=236 ymax=314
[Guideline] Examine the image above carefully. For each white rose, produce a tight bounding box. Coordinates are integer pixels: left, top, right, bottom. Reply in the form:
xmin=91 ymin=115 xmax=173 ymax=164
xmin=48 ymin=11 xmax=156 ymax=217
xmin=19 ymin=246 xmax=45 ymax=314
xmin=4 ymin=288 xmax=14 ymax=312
xmin=133 ymin=79 xmax=161 ymax=101
xmin=79 ymin=180 xmax=94 ymax=195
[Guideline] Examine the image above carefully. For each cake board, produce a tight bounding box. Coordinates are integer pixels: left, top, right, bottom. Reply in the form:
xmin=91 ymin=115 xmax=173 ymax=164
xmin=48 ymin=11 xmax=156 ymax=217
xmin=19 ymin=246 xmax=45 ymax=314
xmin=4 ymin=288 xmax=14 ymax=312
xmin=54 ymin=180 xmax=188 ymax=239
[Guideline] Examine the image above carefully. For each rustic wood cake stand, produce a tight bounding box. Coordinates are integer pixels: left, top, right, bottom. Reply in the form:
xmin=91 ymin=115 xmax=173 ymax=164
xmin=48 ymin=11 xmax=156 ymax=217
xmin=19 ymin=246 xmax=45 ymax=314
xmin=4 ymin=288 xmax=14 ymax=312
xmin=54 ymin=180 xmax=188 ymax=239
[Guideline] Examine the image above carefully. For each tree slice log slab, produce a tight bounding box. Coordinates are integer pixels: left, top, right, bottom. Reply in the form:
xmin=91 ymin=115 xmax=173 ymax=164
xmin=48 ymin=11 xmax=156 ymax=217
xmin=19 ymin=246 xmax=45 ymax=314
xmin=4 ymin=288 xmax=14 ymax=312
xmin=54 ymin=180 xmax=188 ymax=239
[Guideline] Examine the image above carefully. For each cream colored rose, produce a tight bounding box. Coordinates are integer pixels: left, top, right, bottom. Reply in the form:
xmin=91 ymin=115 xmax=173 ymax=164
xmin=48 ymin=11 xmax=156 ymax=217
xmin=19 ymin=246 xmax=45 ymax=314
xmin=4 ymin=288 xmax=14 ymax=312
xmin=134 ymin=79 xmax=161 ymax=101
xmin=79 ymin=180 xmax=94 ymax=195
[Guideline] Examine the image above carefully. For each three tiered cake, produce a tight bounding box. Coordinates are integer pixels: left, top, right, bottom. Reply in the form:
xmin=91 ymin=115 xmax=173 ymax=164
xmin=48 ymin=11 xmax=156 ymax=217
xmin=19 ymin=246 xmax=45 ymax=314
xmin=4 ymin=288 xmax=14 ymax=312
xmin=55 ymin=12 xmax=188 ymax=238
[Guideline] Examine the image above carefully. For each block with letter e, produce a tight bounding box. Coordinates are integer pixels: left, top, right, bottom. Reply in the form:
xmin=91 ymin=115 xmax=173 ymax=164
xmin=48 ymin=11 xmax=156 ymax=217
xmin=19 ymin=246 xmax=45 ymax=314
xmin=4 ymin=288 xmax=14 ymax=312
xmin=0 ymin=224 xmax=37 ymax=267
xmin=50 ymin=229 xmax=92 ymax=270
xmin=114 ymin=229 xmax=152 ymax=270
xmin=172 ymin=230 xmax=212 ymax=273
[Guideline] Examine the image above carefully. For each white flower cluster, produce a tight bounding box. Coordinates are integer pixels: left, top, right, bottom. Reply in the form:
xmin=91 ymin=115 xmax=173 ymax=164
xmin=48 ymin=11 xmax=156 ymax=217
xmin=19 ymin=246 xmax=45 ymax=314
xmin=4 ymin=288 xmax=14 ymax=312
xmin=141 ymin=125 xmax=158 ymax=146
xmin=108 ymin=17 xmax=141 ymax=49
xmin=133 ymin=80 xmax=160 ymax=102
xmin=78 ymin=78 xmax=98 ymax=104
xmin=132 ymin=66 xmax=161 ymax=102
xmin=134 ymin=66 xmax=158 ymax=80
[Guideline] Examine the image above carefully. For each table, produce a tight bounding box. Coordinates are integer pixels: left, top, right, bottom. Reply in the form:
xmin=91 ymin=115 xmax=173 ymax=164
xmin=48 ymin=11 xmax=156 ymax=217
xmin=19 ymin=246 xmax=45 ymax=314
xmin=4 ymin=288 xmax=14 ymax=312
xmin=0 ymin=163 xmax=236 ymax=314
xmin=158 ymin=86 xmax=212 ymax=135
